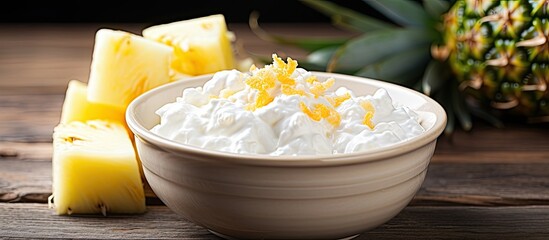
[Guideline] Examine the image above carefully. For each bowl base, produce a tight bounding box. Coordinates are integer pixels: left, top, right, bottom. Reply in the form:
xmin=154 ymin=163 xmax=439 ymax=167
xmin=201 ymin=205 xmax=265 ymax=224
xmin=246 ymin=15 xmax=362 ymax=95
xmin=208 ymin=229 xmax=360 ymax=240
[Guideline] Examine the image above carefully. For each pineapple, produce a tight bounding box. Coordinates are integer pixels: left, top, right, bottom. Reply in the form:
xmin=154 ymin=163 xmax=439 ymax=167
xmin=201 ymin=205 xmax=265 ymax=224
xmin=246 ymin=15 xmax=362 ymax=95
xmin=87 ymin=28 xmax=173 ymax=110
xmin=49 ymin=15 xmax=242 ymax=216
xmin=58 ymin=79 xmax=144 ymax=178
xmin=261 ymin=0 xmax=549 ymax=134
xmin=60 ymin=79 xmax=127 ymax=131
xmin=142 ymin=14 xmax=236 ymax=78
xmin=440 ymin=0 xmax=549 ymax=122
xmin=49 ymin=120 xmax=146 ymax=215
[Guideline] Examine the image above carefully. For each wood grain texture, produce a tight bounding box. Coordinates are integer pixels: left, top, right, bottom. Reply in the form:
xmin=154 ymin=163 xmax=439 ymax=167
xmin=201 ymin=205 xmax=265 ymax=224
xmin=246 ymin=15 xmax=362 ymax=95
xmin=2 ymin=203 xmax=549 ymax=240
xmin=0 ymin=203 xmax=217 ymax=239
xmin=414 ymin=163 xmax=549 ymax=206
xmin=359 ymin=206 xmax=549 ymax=240
xmin=0 ymin=94 xmax=63 ymax=142
xmin=432 ymin=122 xmax=549 ymax=164
xmin=0 ymin=160 xmax=51 ymax=203
xmin=3 ymin=158 xmax=549 ymax=206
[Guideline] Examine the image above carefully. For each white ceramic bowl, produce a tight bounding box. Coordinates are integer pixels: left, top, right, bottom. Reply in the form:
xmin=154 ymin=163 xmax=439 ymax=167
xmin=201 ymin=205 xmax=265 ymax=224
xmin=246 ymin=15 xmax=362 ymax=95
xmin=126 ymin=72 xmax=446 ymax=240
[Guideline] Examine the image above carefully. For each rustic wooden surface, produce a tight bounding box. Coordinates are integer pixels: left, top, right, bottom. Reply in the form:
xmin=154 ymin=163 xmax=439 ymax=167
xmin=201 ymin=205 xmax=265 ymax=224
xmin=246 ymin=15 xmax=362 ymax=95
xmin=1 ymin=23 xmax=549 ymax=239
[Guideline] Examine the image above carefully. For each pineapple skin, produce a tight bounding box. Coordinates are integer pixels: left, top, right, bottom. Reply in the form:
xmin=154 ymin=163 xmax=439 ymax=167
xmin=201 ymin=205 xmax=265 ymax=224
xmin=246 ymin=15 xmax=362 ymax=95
xmin=443 ymin=0 xmax=549 ymax=118
xmin=87 ymin=28 xmax=173 ymax=110
xmin=142 ymin=14 xmax=235 ymax=78
xmin=51 ymin=120 xmax=146 ymax=216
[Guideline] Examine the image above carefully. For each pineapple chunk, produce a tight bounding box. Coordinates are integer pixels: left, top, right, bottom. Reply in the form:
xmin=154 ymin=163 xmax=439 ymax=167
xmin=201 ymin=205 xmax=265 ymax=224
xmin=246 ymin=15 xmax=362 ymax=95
xmin=50 ymin=120 xmax=146 ymax=215
xmin=59 ymin=79 xmax=143 ymax=177
xmin=87 ymin=28 xmax=173 ymax=110
xmin=142 ymin=14 xmax=235 ymax=77
xmin=60 ymin=79 xmax=126 ymax=126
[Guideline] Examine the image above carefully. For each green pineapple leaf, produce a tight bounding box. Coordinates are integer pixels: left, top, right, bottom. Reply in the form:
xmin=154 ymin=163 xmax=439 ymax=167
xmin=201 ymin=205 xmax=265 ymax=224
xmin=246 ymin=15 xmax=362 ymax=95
xmin=329 ymin=28 xmax=433 ymax=73
xmin=451 ymin=80 xmax=473 ymax=131
xmin=469 ymin=106 xmax=505 ymax=129
xmin=362 ymin=0 xmax=432 ymax=28
xmin=435 ymin=86 xmax=456 ymax=137
xmin=423 ymin=0 xmax=451 ymax=18
xmin=299 ymin=0 xmax=397 ymax=32
xmin=248 ymin=11 xmax=348 ymax=52
xmin=355 ymin=46 xmax=430 ymax=87
xmin=304 ymin=46 xmax=339 ymax=71
xmin=422 ymin=59 xmax=450 ymax=96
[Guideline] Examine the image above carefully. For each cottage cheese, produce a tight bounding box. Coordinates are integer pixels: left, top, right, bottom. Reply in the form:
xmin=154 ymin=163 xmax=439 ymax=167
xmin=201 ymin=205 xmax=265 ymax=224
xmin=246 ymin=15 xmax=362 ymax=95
xmin=151 ymin=54 xmax=425 ymax=156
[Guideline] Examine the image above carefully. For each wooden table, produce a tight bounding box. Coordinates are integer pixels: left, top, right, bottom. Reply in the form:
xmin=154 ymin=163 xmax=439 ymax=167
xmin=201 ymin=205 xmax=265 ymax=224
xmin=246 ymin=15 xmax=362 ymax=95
xmin=1 ymin=23 xmax=549 ymax=239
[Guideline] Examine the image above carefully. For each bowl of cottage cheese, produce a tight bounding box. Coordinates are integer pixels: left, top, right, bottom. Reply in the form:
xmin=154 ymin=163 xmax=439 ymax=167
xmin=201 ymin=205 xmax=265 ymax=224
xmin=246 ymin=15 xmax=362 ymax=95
xmin=126 ymin=54 xmax=446 ymax=239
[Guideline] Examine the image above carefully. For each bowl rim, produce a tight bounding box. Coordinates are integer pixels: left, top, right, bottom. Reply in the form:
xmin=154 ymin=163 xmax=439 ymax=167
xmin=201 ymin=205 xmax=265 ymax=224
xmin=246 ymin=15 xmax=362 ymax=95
xmin=126 ymin=71 xmax=447 ymax=167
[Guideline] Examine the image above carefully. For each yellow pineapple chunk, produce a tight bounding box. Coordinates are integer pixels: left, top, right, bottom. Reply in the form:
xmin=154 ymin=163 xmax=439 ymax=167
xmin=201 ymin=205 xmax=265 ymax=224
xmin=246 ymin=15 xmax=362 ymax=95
xmin=87 ymin=28 xmax=172 ymax=110
xmin=60 ymin=79 xmax=125 ymax=126
xmin=142 ymin=14 xmax=235 ymax=77
xmin=49 ymin=120 xmax=146 ymax=215
xmin=58 ymin=79 xmax=142 ymax=177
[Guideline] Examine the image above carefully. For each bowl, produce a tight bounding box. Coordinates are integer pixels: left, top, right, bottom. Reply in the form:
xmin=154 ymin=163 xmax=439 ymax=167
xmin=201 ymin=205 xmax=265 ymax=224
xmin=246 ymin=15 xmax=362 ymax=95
xmin=126 ymin=71 xmax=447 ymax=240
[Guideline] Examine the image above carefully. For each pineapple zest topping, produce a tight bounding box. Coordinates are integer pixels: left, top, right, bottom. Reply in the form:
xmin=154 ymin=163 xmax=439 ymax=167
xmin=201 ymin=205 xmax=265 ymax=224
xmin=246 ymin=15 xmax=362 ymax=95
xmin=361 ymin=101 xmax=376 ymax=129
xmin=243 ymin=54 xmax=365 ymax=128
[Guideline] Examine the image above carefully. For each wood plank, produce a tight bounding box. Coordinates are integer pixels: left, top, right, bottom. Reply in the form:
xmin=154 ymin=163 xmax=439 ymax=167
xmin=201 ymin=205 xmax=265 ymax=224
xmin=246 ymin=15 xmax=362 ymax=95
xmin=0 ymin=142 xmax=52 ymax=160
xmin=433 ymin=121 xmax=549 ymax=164
xmin=0 ymin=160 xmax=51 ymax=203
xmin=3 ymin=158 xmax=549 ymax=206
xmin=360 ymin=206 xmax=549 ymax=240
xmin=2 ymin=203 xmax=549 ymax=239
xmin=413 ymin=163 xmax=549 ymax=206
xmin=0 ymin=94 xmax=64 ymax=142
xmin=0 ymin=203 xmax=216 ymax=239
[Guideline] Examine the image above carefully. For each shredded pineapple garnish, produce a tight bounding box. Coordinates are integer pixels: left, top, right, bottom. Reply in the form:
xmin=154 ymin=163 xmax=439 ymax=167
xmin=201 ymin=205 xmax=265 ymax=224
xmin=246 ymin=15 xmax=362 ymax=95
xmin=273 ymin=54 xmax=298 ymax=85
xmin=281 ymin=84 xmax=306 ymax=96
xmin=327 ymin=93 xmax=351 ymax=107
xmin=245 ymin=54 xmax=299 ymax=110
xmin=361 ymin=101 xmax=375 ymax=129
xmin=363 ymin=112 xmax=375 ymax=129
xmin=246 ymin=69 xmax=277 ymax=91
xmin=309 ymin=78 xmax=335 ymax=98
xmin=244 ymin=54 xmax=347 ymax=127
xmin=300 ymin=102 xmax=341 ymax=127
xmin=255 ymin=90 xmax=274 ymax=110
xmin=306 ymin=76 xmax=316 ymax=84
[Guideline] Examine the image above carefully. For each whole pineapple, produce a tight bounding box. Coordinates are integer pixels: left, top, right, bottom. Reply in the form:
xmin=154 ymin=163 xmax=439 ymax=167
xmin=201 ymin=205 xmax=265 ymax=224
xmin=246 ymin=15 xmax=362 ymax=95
xmin=441 ymin=0 xmax=549 ymax=122
xmin=251 ymin=0 xmax=549 ymax=134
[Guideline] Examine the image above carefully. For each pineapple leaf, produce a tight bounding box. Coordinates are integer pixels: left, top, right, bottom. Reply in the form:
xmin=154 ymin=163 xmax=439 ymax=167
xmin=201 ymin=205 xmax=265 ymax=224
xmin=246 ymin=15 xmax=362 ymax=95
xmin=299 ymin=0 xmax=397 ymax=32
xmin=362 ymin=0 xmax=432 ymax=28
xmin=354 ymin=46 xmax=430 ymax=88
xmin=304 ymin=46 xmax=339 ymax=71
xmin=329 ymin=28 xmax=433 ymax=73
xmin=248 ymin=11 xmax=348 ymax=52
xmin=422 ymin=59 xmax=450 ymax=96
xmin=451 ymin=81 xmax=472 ymax=131
xmin=294 ymin=60 xmax=332 ymax=72
xmin=435 ymin=87 xmax=456 ymax=137
xmin=423 ymin=0 xmax=451 ymax=18
xmin=469 ymin=106 xmax=505 ymax=129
